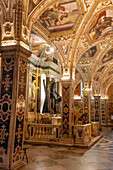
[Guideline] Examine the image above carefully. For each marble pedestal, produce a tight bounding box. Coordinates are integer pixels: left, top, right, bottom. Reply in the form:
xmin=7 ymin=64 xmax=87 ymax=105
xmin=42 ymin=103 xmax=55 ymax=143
xmin=73 ymin=124 xmax=91 ymax=145
xmin=91 ymin=122 xmax=100 ymax=137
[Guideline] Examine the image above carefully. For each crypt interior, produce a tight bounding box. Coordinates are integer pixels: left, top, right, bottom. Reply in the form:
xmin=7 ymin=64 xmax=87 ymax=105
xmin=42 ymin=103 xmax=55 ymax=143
xmin=1 ymin=0 xmax=113 ymax=170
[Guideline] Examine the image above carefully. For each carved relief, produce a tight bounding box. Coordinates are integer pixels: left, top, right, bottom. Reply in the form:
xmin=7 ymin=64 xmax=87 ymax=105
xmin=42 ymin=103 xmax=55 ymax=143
xmin=22 ymin=26 xmax=29 ymax=40
xmin=84 ymin=0 xmax=93 ymax=9
xmin=3 ymin=22 xmax=14 ymax=39
xmin=80 ymin=34 xmax=90 ymax=47
xmin=96 ymin=1 xmax=113 ymax=11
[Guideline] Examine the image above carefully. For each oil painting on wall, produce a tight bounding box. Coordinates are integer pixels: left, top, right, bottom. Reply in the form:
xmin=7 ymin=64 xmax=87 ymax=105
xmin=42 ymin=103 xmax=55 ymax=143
xmin=89 ymin=10 xmax=113 ymax=41
xmin=39 ymin=0 xmax=79 ymax=32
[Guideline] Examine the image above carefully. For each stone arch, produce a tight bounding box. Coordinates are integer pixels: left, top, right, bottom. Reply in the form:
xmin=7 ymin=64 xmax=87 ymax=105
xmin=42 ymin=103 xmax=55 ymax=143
xmin=105 ymin=77 xmax=113 ymax=97
xmin=30 ymin=25 xmax=65 ymax=66
xmin=25 ymin=0 xmax=66 ymax=67
xmin=68 ymin=1 xmax=99 ymax=69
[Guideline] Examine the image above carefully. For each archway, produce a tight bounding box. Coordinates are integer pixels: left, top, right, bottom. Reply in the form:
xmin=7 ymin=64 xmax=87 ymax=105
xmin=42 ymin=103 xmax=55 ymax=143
xmin=25 ymin=28 xmax=62 ymax=142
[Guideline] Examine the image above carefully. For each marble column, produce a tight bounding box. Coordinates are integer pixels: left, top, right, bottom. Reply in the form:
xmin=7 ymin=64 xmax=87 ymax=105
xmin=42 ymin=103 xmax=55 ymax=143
xmin=61 ymin=79 xmax=74 ymax=139
xmin=82 ymin=88 xmax=91 ymax=123
xmin=94 ymin=95 xmax=101 ymax=123
xmin=0 ymin=45 xmax=31 ymax=169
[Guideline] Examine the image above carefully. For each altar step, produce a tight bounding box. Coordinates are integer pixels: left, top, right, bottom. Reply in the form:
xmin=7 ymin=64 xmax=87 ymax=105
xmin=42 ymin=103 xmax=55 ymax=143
xmin=24 ymin=134 xmax=103 ymax=148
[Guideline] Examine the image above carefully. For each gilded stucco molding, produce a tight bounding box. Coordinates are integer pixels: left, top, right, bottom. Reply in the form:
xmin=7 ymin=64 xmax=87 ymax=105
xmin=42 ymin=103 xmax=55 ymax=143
xmin=69 ymin=1 xmax=99 ymax=71
xmin=92 ymin=42 xmax=113 ymax=78
xmin=91 ymin=44 xmax=109 ymax=80
xmin=73 ymin=0 xmax=113 ymax=68
xmin=101 ymin=61 xmax=113 ymax=83
xmin=105 ymin=76 xmax=113 ymax=96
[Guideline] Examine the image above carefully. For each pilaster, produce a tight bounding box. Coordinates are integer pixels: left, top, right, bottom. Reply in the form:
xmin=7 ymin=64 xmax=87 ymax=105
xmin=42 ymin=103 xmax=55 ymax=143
xmin=61 ymin=79 xmax=74 ymax=139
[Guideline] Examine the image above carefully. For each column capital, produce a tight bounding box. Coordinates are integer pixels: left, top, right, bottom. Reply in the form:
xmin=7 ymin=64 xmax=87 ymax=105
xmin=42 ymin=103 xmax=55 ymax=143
xmin=61 ymin=65 xmax=75 ymax=80
xmin=0 ymin=43 xmax=31 ymax=59
xmin=61 ymin=77 xmax=75 ymax=83
xmin=82 ymin=87 xmax=91 ymax=93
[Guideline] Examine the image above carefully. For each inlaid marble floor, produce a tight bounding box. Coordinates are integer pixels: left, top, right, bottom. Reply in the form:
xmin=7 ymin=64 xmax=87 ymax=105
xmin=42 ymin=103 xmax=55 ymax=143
xmin=19 ymin=127 xmax=113 ymax=170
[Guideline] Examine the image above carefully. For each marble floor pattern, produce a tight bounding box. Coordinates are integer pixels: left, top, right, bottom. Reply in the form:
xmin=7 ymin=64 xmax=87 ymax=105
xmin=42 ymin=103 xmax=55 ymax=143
xmin=19 ymin=127 xmax=113 ymax=170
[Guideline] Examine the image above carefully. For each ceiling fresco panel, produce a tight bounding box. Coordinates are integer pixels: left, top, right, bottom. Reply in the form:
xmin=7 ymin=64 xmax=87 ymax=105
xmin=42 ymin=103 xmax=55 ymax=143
xmin=89 ymin=9 xmax=113 ymax=41
xmin=102 ymin=49 xmax=113 ymax=64
xmin=38 ymin=0 xmax=80 ymax=33
xmin=109 ymin=70 xmax=113 ymax=75
xmin=80 ymin=46 xmax=97 ymax=60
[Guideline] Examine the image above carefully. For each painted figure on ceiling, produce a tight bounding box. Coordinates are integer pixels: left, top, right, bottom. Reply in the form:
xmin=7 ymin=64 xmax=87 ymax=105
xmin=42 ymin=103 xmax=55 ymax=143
xmin=40 ymin=4 xmax=68 ymax=26
xmin=81 ymin=46 xmax=97 ymax=59
xmin=102 ymin=49 xmax=113 ymax=64
xmin=89 ymin=11 xmax=112 ymax=41
xmin=39 ymin=1 xmax=79 ymax=32
xmin=40 ymin=11 xmax=68 ymax=26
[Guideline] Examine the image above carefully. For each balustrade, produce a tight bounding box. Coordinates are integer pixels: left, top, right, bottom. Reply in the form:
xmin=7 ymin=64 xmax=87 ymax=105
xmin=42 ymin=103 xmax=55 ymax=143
xmin=28 ymin=123 xmax=61 ymax=141
xmin=26 ymin=123 xmax=100 ymax=146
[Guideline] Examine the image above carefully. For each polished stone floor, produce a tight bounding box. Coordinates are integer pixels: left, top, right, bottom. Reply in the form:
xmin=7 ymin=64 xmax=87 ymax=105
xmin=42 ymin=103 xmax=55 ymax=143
xmin=20 ymin=127 xmax=113 ymax=170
